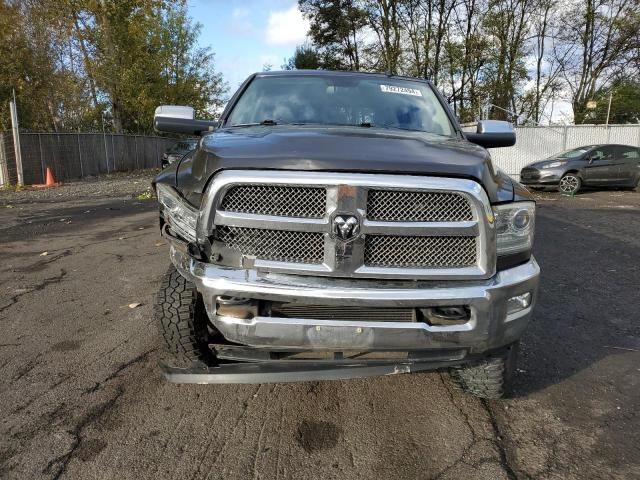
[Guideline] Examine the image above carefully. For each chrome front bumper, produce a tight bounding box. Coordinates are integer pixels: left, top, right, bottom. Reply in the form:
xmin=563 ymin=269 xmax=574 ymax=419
xmin=170 ymin=247 xmax=540 ymax=354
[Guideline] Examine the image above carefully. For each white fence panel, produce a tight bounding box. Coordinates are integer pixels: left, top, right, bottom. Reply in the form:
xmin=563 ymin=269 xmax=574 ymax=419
xmin=490 ymin=127 xmax=565 ymax=178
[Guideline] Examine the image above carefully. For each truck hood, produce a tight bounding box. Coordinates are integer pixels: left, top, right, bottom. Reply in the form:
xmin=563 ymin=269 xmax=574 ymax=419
xmin=164 ymin=125 xmax=516 ymax=204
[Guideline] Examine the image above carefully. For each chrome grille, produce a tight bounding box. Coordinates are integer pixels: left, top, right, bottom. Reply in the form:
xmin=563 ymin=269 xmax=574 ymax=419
xmin=220 ymin=185 xmax=326 ymax=218
xmin=216 ymin=226 xmax=324 ymax=264
xmin=367 ymin=189 xmax=473 ymax=222
xmin=364 ymin=235 xmax=477 ymax=268
xmin=205 ymin=172 xmax=493 ymax=279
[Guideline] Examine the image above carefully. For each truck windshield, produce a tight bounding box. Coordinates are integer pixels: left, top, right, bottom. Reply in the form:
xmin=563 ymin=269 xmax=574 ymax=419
xmin=226 ymin=74 xmax=454 ymax=136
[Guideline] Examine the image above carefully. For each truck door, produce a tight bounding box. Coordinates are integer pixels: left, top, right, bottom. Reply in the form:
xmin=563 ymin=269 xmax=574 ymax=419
xmin=582 ymin=146 xmax=618 ymax=185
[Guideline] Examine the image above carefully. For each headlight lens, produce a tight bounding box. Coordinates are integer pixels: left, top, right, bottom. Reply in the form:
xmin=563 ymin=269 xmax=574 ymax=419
xmin=156 ymin=184 xmax=198 ymax=243
xmin=493 ymin=202 xmax=535 ymax=255
xmin=542 ymin=161 xmax=566 ymax=168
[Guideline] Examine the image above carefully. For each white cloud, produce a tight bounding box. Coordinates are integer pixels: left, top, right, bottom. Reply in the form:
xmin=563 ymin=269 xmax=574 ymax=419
xmin=265 ymin=5 xmax=309 ymax=46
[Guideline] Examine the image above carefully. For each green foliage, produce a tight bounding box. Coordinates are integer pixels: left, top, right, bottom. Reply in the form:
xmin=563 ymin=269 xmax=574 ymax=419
xmin=0 ymin=0 xmax=226 ymax=133
xmin=283 ymin=44 xmax=323 ymax=70
xmin=137 ymin=188 xmax=154 ymax=200
xmin=299 ymin=0 xmax=368 ymax=70
xmin=587 ymin=81 xmax=640 ymax=124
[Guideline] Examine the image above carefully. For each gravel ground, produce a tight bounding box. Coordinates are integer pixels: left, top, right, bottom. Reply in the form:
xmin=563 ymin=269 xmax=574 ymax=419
xmin=0 ymin=180 xmax=638 ymax=480
xmin=0 ymin=170 xmax=158 ymax=205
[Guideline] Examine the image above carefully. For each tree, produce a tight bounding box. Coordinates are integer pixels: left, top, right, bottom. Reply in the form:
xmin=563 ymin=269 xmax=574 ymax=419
xmin=482 ymin=0 xmax=533 ymax=122
xmin=366 ymin=0 xmax=402 ymax=73
xmin=522 ymin=0 xmax=564 ymax=124
xmin=283 ymin=43 xmax=323 ymax=70
xmin=0 ymin=0 xmax=226 ymax=133
xmin=299 ymin=0 xmax=369 ymax=70
xmin=590 ymin=80 xmax=640 ymax=124
xmin=558 ymin=0 xmax=640 ymax=124
xmin=0 ymin=0 xmax=72 ymax=131
xmin=443 ymin=0 xmax=489 ymax=121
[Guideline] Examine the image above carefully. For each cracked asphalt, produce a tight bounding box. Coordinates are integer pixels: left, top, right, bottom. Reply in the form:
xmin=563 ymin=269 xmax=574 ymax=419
xmin=0 ymin=182 xmax=638 ymax=479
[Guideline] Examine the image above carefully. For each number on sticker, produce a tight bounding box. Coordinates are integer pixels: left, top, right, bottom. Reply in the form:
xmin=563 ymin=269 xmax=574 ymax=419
xmin=380 ymin=85 xmax=423 ymax=97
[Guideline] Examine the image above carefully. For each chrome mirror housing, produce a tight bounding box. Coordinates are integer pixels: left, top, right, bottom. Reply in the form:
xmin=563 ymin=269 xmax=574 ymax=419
xmin=465 ymin=120 xmax=516 ymax=149
xmin=154 ymin=105 xmax=195 ymax=120
xmin=154 ymin=105 xmax=218 ymax=136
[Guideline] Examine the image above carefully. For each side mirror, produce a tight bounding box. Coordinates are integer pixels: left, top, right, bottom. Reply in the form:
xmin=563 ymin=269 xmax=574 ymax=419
xmin=465 ymin=120 xmax=516 ymax=148
xmin=154 ymin=105 xmax=219 ymax=135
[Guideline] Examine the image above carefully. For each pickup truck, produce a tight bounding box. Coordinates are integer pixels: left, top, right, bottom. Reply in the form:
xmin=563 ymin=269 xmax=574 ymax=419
xmin=152 ymin=70 xmax=539 ymax=398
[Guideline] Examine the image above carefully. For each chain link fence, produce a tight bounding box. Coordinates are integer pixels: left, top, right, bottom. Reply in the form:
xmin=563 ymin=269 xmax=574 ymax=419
xmin=490 ymin=125 xmax=640 ymax=180
xmin=0 ymin=132 xmax=176 ymax=186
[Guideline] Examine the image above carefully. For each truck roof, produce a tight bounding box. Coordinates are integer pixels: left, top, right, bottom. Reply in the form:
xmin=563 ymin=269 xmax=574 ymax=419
xmin=254 ymin=69 xmax=430 ymax=84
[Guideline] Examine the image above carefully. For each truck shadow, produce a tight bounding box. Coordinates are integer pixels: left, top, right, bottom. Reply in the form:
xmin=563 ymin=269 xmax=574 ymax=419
xmin=510 ymin=205 xmax=639 ymax=397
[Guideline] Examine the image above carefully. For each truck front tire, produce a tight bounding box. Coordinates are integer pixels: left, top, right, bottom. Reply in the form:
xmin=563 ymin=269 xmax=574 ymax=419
xmin=155 ymin=266 xmax=213 ymax=366
xmin=450 ymin=343 xmax=519 ymax=399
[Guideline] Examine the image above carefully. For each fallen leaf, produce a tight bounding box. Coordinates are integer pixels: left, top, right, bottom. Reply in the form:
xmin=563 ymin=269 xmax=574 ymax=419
xmin=40 ymin=251 xmax=48 ymax=256
xmin=128 ymin=303 xmax=141 ymax=309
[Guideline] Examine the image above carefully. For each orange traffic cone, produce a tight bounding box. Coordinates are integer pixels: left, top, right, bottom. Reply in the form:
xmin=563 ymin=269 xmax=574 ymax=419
xmin=32 ymin=167 xmax=61 ymax=188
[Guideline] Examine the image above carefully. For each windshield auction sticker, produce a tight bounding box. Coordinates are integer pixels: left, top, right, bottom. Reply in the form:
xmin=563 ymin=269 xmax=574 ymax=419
xmin=380 ymin=85 xmax=423 ymax=97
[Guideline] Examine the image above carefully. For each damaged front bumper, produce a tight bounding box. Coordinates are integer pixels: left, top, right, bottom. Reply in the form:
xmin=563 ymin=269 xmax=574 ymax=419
xmin=164 ymin=247 xmax=540 ymax=383
xmin=161 ymin=358 xmax=465 ymax=384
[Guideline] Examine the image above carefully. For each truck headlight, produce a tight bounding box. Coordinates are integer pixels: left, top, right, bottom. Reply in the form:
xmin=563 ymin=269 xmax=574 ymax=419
xmin=493 ymin=202 xmax=535 ymax=255
xmin=156 ymin=184 xmax=198 ymax=243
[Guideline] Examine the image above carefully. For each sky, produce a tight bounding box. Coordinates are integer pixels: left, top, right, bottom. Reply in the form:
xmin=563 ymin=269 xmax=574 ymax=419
xmin=188 ymin=0 xmax=310 ymax=94
xmin=187 ymin=1 xmax=572 ymax=124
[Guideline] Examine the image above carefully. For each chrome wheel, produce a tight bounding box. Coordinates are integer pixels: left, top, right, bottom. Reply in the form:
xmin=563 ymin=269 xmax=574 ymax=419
xmin=559 ymin=174 xmax=580 ymax=194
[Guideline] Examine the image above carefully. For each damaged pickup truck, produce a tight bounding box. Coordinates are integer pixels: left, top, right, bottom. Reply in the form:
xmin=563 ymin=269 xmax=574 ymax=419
xmin=152 ymin=70 xmax=539 ymax=398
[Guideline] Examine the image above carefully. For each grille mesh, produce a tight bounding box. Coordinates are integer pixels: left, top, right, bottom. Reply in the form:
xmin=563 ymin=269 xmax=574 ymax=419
xmin=365 ymin=235 xmax=477 ymax=268
xmin=367 ymin=189 xmax=473 ymax=222
xmin=520 ymin=168 xmax=540 ymax=180
xmin=272 ymin=304 xmax=415 ymax=322
xmin=216 ymin=226 xmax=324 ymax=264
xmin=221 ymin=185 xmax=326 ymax=218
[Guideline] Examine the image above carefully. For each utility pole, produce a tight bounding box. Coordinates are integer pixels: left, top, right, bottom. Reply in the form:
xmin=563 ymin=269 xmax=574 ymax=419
xmin=605 ymin=92 xmax=613 ymax=128
xmin=9 ymin=89 xmax=24 ymax=185
xmin=102 ymin=111 xmax=109 ymax=173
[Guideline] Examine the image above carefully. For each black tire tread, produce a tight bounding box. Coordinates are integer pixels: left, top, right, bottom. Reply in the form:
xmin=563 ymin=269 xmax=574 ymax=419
xmin=155 ymin=266 xmax=213 ymax=366
xmin=450 ymin=344 xmax=518 ymax=399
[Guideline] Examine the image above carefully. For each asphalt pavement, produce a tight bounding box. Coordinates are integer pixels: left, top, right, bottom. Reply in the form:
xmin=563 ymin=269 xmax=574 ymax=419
xmin=0 ymin=182 xmax=638 ymax=479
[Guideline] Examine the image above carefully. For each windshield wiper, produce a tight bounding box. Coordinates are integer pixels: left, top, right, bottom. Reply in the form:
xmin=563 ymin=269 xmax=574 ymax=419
xmin=230 ymin=119 xmax=283 ymax=127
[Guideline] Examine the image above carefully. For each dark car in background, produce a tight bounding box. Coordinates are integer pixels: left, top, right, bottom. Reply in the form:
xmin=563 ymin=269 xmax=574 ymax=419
xmin=520 ymin=144 xmax=640 ymax=194
xmin=161 ymin=139 xmax=199 ymax=168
